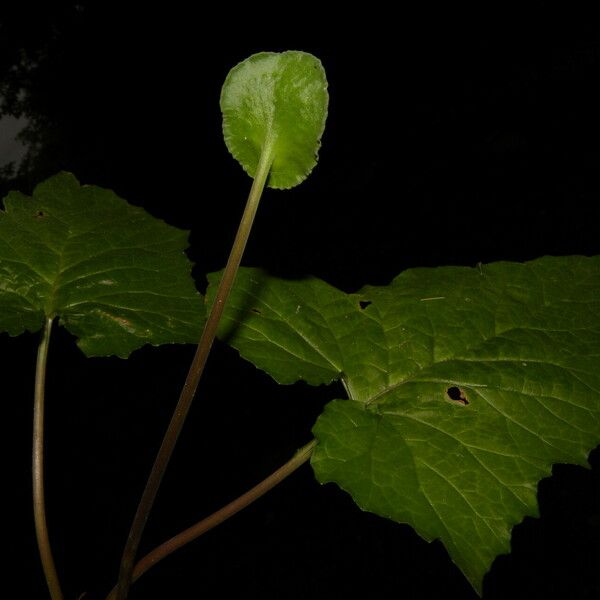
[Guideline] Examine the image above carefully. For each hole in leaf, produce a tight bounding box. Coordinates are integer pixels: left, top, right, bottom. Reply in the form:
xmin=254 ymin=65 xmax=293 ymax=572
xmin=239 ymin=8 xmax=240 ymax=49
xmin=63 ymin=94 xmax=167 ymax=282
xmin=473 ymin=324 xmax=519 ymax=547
xmin=250 ymin=308 xmax=262 ymax=315
xmin=359 ymin=301 xmax=372 ymax=310
xmin=446 ymin=386 xmax=469 ymax=405
xmin=35 ymin=210 xmax=46 ymax=218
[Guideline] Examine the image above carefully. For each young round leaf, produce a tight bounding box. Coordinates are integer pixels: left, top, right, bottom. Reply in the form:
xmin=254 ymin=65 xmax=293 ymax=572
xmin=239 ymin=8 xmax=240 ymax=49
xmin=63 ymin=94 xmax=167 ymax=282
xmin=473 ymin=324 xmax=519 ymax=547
xmin=220 ymin=51 xmax=329 ymax=189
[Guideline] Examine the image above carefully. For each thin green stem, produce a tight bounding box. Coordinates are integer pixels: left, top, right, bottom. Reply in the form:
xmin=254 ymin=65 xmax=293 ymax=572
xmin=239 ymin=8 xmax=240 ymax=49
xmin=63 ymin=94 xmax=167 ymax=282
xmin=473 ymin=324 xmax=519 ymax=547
xmin=33 ymin=316 xmax=64 ymax=600
xmin=114 ymin=147 xmax=275 ymax=600
xmin=106 ymin=439 xmax=316 ymax=600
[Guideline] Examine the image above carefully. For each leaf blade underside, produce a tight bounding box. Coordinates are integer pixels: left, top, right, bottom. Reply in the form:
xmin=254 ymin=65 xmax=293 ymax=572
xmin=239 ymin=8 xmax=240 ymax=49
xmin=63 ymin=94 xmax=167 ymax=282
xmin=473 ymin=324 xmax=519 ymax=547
xmin=220 ymin=50 xmax=329 ymax=189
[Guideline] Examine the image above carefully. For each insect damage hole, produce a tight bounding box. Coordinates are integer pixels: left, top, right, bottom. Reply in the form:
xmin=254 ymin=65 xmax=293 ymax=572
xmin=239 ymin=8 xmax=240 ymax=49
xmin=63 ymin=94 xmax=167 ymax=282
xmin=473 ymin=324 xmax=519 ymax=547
xmin=359 ymin=300 xmax=372 ymax=310
xmin=446 ymin=386 xmax=469 ymax=405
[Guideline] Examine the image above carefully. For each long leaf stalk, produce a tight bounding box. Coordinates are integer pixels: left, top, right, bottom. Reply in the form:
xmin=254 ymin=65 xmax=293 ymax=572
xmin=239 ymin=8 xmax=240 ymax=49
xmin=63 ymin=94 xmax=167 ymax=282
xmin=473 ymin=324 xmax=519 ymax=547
xmin=33 ymin=316 xmax=64 ymax=600
xmin=114 ymin=147 xmax=275 ymax=600
xmin=107 ymin=439 xmax=316 ymax=599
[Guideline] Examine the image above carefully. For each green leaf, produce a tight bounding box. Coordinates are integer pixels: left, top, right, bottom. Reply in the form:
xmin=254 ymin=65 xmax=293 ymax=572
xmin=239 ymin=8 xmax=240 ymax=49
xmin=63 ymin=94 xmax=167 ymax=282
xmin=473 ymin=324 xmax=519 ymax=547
xmin=0 ymin=172 xmax=203 ymax=357
xmin=207 ymin=256 xmax=600 ymax=593
xmin=220 ymin=51 xmax=329 ymax=189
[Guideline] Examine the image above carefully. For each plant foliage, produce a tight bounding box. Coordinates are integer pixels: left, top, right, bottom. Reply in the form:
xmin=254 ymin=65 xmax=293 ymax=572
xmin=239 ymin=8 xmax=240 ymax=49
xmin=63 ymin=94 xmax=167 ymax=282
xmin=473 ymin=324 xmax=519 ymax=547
xmin=0 ymin=172 xmax=203 ymax=357
xmin=208 ymin=256 xmax=600 ymax=592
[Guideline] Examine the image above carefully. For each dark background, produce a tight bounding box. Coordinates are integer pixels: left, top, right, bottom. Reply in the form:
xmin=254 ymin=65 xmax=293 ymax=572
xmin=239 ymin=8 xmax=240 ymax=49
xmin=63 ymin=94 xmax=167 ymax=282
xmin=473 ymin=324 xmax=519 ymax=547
xmin=2 ymin=3 xmax=599 ymax=599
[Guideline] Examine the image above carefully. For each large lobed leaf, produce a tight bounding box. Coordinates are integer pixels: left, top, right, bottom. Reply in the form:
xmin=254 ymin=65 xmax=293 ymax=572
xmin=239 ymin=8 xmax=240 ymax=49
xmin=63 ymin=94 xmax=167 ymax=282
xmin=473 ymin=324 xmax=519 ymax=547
xmin=207 ymin=256 xmax=600 ymax=593
xmin=0 ymin=172 xmax=203 ymax=357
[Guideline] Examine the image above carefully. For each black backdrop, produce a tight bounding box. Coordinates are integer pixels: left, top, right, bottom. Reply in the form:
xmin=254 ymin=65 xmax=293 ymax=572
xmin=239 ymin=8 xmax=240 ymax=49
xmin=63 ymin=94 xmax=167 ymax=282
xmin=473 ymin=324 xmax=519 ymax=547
xmin=2 ymin=3 xmax=599 ymax=599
